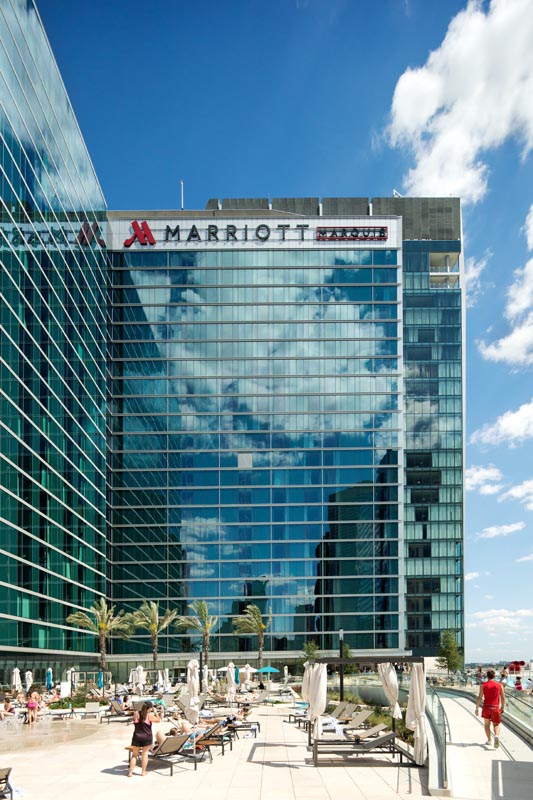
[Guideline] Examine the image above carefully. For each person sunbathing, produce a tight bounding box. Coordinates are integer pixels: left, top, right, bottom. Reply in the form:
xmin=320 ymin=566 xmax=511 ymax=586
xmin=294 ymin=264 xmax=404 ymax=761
xmin=0 ymin=697 xmax=16 ymax=720
xmin=151 ymin=726 xmax=179 ymax=754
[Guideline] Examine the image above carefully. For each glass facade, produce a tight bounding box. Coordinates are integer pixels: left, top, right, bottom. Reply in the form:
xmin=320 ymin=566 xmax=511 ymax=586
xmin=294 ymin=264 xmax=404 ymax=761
xmin=109 ymin=243 xmax=403 ymax=655
xmin=0 ymin=0 xmax=464 ymax=665
xmin=403 ymin=241 xmax=464 ymax=654
xmin=0 ymin=0 xmax=107 ymax=658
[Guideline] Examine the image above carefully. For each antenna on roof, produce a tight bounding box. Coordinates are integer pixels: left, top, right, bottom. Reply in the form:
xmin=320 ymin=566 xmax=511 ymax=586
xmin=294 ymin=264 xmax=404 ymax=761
xmin=392 ymin=189 xmax=403 ymax=198
xmin=180 ymin=179 xmax=184 ymax=210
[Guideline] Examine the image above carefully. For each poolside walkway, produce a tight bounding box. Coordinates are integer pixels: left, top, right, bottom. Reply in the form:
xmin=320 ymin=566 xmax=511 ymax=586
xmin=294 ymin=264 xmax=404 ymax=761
xmin=440 ymin=691 xmax=533 ymax=800
xmin=1 ymin=703 xmax=427 ymax=800
xmin=1 ymin=698 xmax=532 ymax=799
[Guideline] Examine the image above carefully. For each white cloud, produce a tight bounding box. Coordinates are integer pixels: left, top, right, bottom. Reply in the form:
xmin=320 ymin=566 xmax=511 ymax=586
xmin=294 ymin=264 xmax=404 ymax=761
xmin=475 ymin=521 xmax=525 ymax=540
xmin=479 ymin=484 xmax=503 ymax=495
xmin=465 ymin=571 xmax=480 ymax=581
xmin=500 ymin=479 xmax=533 ymax=510
xmin=465 ymin=464 xmax=503 ymax=492
xmin=516 ymin=553 xmax=533 ymax=563
xmin=478 ymin=313 xmax=533 ymax=367
xmin=524 ymin=204 xmax=533 ymax=250
xmin=477 ymin=312 xmax=533 ymax=367
xmin=505 ymin=259 xmax=533 ymax=320
xmin=483 ymin=594 xmax=494 ymax=600
xmin=478 ymin=222 xmax=533 ymax=367
xmin=468 ymin=608 xmax=533 ymax=633
xmin=464 ymin=252 xmax=492 ymax=307
xmin=470 ymin=398 xmax=533 ymax=446
xmin=387 ymin=0 xmax=533 ymax=203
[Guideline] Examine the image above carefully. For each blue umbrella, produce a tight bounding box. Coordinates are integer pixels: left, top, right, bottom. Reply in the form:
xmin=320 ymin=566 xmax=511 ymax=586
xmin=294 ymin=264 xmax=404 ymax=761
xmin=256 ymin=666 xmax=279 ymax=673
xmin=234 ymin=666 xmax=240 ymax=685
xmin=97 ymin=670 xmax=104 ymax=690
xmin=46 ymin=667 xmax=53 ymax=691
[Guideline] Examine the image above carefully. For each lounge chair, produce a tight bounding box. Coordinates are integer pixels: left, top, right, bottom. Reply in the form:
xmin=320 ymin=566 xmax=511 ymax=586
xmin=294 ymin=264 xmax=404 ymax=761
xmin=237 ymin=689 xmax=268 ymax=707
xmin=145 ymin=733 xmax=210 ymax=774
xmin=100 ymin=699 xmax=133 ymax=724
xmin=328 ymin=700 xmax=348 ymax=719
xmin=323 ymin=708 xmax=373 ymax=733
xmin=73 ymin=701 xmax=101 ymax=719
xmin=342 ymin=709 xmax=374 ymax=730
xmin=313 ymin=729 xmax=399 ymax=766
xmin=344 ymin=722 xmax=388 ymax=742
xmin=336 ymin=702 xmax=357 ymax=722
xmin=0 ymin=767 xmax=13 ymax=800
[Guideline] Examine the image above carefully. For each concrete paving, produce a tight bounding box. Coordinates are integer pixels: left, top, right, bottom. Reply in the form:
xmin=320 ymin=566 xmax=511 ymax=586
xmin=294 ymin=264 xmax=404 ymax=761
xmin=440 ymin=692 xmax=533 ymax=800
xmin=1 ymin=703 xmax=428 ymax=800
xmin=1 ymin=697 xmax=531 ymax=799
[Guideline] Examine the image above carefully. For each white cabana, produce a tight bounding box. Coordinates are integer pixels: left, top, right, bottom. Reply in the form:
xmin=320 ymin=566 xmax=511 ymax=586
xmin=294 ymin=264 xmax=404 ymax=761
xmin=202 ymin=663 xmax=209 ymax=692
xmin=136 ymin=664 xmax=145 ymax=693
xmin=301 ymin=661 xmax=311 ymax=704
xmin=406 ymin=662 xmax=428 ymax=765
xmin=307 ymin=662 xmax=327 ymax=738
xmin=377 ymin=662 xmax=403 ymax=720
xmin=185 ymin=658 xmax=200 ymax=724
xmin=12 ymin=667 xmax=22 ymax=693
xmin=25 ymin=670 xmax=33 ymax=692
xmin=240 ymin=663 xmax=252 ymax=690
xmin=69 ymin=668 xmax=77 ymax=689
xmin=226 ymin=660 xmax=237 ymax=704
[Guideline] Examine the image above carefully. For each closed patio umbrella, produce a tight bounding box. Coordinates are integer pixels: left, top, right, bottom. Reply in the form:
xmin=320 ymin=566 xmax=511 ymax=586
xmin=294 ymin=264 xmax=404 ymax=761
xmin=97 ymin=670 xmax=104 ymax=690
xmin=136 ymin=665 xmax=145 ymax=693
xmin=46 ymin=667 xmax=53 ymax=691
xmin=307 ymin=663 xmax=327 ymax=741
xmin=163 ymin=668 xmax=170 ymax=691
xmin=202 ymin=663 xmax=209 ymax=692
xmin=377 ymin=662 xmax=403 ymax=720
xmin=301 ymin=661 xmax=311 ymax=704
xmin=25 ymin=670 xmax=33 ymax=692
xmin=241 ymin=663 xmax=252 ymax=690
xmin=12 ymin=667 xmax=22 ymax=693
xmin=406 ymin=663 xmax=428 ymax=766
xmin=185 ymin=658 xmax=200 ymax=724
xmin=128 ymin=667 xmax=138 ymax=686
xmin=226 ymin=661 xmax=237 ymax=705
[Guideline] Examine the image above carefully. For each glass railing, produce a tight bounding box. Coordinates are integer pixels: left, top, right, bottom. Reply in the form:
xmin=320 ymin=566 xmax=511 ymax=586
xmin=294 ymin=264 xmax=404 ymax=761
xmin=425 ymin=682 xmax=448 ymax=790
xmin=503 ymin=686 xmax=533 ymax=730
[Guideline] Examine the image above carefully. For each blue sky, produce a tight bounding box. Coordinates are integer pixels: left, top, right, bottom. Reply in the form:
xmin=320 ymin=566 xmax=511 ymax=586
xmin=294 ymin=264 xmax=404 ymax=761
xmin=38 ymin=0 xmax=533 ymax=664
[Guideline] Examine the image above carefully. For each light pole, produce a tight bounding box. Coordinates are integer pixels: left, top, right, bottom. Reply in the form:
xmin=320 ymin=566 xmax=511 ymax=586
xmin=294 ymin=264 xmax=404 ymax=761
xmin=339 ymin=628 xmax=344 ymax=701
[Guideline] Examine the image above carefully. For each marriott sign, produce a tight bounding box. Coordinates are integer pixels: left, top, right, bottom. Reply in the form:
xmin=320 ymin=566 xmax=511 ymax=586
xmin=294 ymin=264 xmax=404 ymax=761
xmin=110 ymin=217 xmax=395 ymax=251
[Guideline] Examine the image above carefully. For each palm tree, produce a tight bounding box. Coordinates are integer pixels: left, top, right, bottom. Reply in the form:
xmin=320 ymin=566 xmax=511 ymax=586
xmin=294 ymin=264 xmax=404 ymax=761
xmin=175 ymin=600 xmax=218 ymax=665
xmin=66 ymin=597 xmax=132 ymax=670
xmin=131 ymin=601 xmax=178 ymax=672
xmin=232 ymin=604 xmax=271 ymax=669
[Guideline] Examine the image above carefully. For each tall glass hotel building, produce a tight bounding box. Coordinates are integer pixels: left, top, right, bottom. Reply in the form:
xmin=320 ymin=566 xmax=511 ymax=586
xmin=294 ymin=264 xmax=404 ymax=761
xmin=1 ymin=0 xmax=107 ymax=674
xmin=1 ymin=0 xmax=464 ymax=673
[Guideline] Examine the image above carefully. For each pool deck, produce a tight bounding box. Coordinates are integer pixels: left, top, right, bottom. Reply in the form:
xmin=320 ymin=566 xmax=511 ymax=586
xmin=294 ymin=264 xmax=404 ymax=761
xmin=0 ymin=699 xmax=531 ymax=799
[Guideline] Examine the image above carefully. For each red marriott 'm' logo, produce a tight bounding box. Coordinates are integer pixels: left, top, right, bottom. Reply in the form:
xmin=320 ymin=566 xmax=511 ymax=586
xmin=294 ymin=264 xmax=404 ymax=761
xmin=124 ymin=220 xmax=156 ymax=247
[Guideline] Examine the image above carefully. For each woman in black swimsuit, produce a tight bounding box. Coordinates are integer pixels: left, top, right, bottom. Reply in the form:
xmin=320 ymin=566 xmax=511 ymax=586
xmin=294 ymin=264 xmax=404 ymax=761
xmin=128 ymin=701 xmax=162 ymax=777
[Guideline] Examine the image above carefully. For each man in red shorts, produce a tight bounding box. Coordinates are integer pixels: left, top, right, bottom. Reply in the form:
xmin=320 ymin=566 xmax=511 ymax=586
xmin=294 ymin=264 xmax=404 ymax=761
xmin=475 ymin=669 xmax=505 ymax=747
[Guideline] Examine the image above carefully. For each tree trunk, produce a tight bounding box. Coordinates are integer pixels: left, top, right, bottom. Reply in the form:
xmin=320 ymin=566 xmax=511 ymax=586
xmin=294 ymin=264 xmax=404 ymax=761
xmin=258 ymin=631 xmax=264 ymax=670
xmin=153 ymin=635 xmax=158 ymax=672
xmin=204 ymin=634 xmax=209 ymax=668
xmin=99 ymin=634 xmax=106 ymax=670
